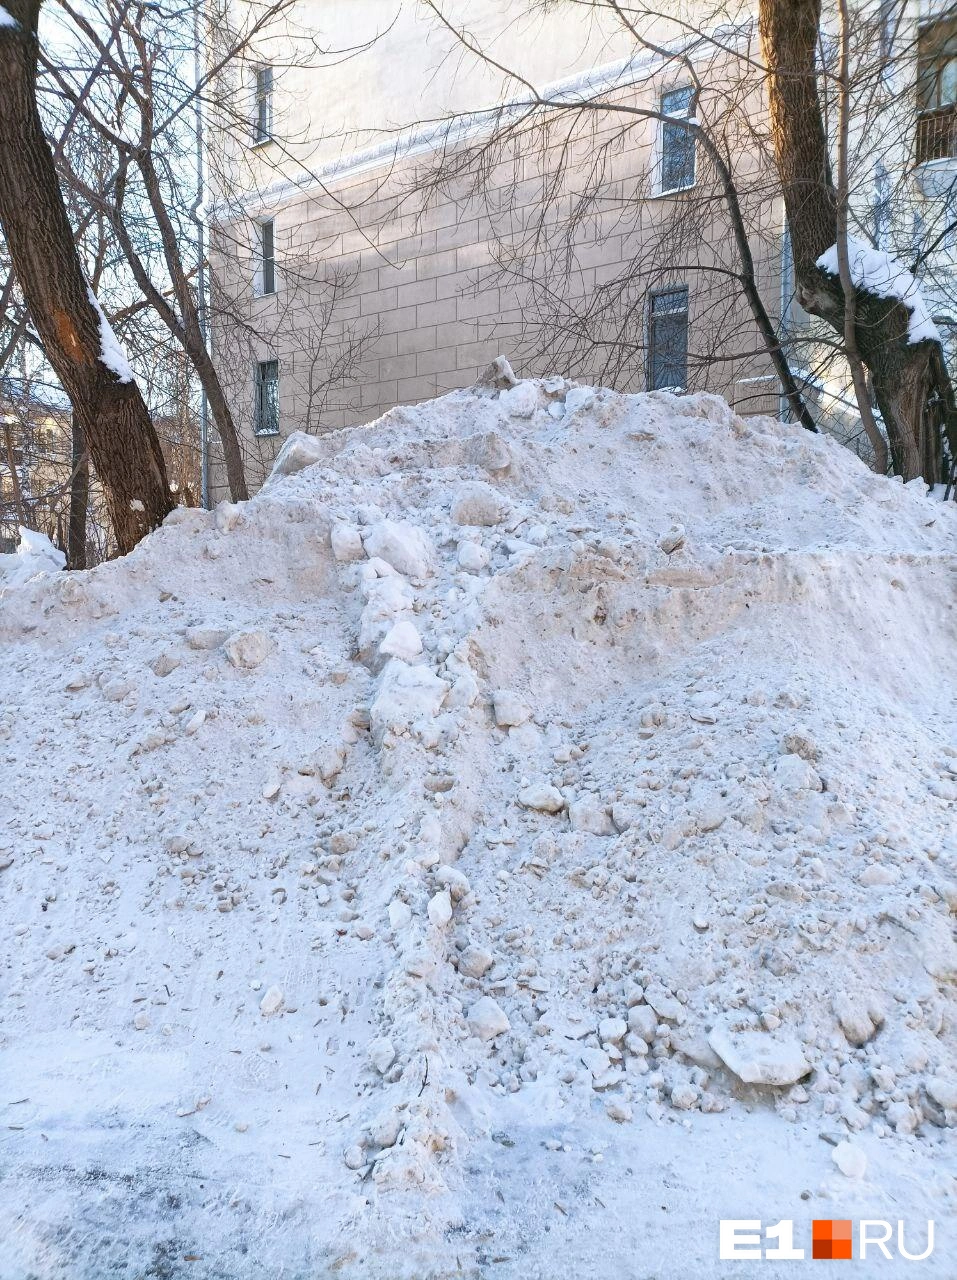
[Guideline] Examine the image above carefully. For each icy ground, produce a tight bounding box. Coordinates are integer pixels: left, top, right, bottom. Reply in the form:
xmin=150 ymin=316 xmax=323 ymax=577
xmin=0 ymin=377 xmax=955 ymax=1278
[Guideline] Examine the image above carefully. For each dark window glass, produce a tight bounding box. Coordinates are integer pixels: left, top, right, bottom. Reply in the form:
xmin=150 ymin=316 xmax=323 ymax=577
xmin=648 ymin=287 xmax=689 ymax=391
xmin=255 ymin=359 xmax=279 ymax=435
xmin=880 ymin=0 xmax=898 ymax=64
xmin=660 ymin=86 xmax=696 ymax=191
xmin=260 ymin=219 xmax=275 ymax=294
xmin=254 ymin=66 xmax=273 ymax=143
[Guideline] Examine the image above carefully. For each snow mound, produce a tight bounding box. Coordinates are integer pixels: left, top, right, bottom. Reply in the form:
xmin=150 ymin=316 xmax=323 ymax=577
xmin=1 ymin=380 xmax=955 ymax=1276
xmin=0 ymin=524 xmax=65 ymax=596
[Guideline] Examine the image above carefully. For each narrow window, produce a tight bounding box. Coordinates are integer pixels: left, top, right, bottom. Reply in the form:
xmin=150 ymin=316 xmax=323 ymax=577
xmin=879 ymin=0 xmax=898 ymax=65
xmin=254 ymin=66 xmax=273 ymax=144
xmin=648 ymin=287 xmax=689 ymax=391
xmin=259 ymin=219 xmax=276 ymax=295
xmin=660 ymin=86 xmax=696 ymax=192
xmin=254 ymin=359 xmax=280 ymax=435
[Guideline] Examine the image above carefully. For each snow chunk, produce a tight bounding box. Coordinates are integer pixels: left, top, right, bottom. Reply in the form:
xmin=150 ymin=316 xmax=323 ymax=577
xmin=0 ymin=526 xmax=65 ymax=593
xmin=598 ymin=1016 xmax=627 ymax=1045
xmin=816 ymin=237 xmax=941 ymax=345
xmin=363 ymin=520 xmax=434 ymax=578
xmin=259 ymin=986 xmax=285 ymax=1016
xmin=224 ymin=630 xmax=271 ymax=670
xmin=458 ymin=946 xmax=494 ymax=978
xmin=370 ymin=660 xmax=448 ymax=741
xmin=467 ymin=996 xmax=510 ymax=1041
xmin=476 ymin=354 xmax=517 ymax=389
xmin=833 ymin=994 xmax=884 ymax=1046
xmin=500 ymin=381 xmax=538 ymax=418
xmin=427 ymin=889 xmax=453 ymax=927
xmin=369 ymin=1037 xmax=396 ymax=1074
xmin=86 ymin=286 xmax=134 ymax=382
xmin=269 ymin=432 xmax=324 ymax=478
xmin=564 ymin=385 xmax=596 ymax=416
xmin=451 ymin=481 xmax=510 ymax=527
xmin=457 ymin=540 xmax=490 ymax=572
xmin=185 ymin=625 xmax=229 ymax=651
xmin=708 ymin=1024 xmax=810 ymax=1086
xmin=568 ymin=798 xmax=614 ymax=835
xmin=927 ymin=1076 xmax=957 ymax=1110
xmin=832 ymin=1141 xmax=867 ymax=1179
xmin=331 ymin=523 xmax=364 ymax=562
xmin=378 ymin=619 xmax=423 ymax=661
xmin=518 ymin=782 xmax=566 ymax=813
xmin=492 ymin=689 xmax=531 ymax=728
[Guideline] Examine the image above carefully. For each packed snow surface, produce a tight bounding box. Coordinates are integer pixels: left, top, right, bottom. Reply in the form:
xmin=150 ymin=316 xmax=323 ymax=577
xmin=1 ymin=379 xmax=956 ymax=1277
xmin=816 ymin=237 xmax=941 ymax=344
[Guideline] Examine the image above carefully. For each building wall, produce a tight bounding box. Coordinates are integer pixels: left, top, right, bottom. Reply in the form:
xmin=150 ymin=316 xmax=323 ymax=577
xmin=209 ymin=35 xmax=786 ymax=500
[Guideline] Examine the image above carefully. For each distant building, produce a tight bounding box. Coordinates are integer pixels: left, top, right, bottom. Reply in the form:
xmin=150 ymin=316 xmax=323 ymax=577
xmin=0 ymin=376 xmax=73 ymax=555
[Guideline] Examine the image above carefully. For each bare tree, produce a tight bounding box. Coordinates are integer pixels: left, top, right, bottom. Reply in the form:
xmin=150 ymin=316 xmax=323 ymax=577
xmin=759 ymin=0 xmax=957 ymax=482
xmin=0 ymin=0 xmax=173 ymax=553
xmin=41 ymin=0 xmax=255 ymax=503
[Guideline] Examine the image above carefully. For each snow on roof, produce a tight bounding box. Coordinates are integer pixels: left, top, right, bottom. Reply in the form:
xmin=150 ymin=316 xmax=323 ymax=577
xmin=816 ymin=236 xmax=941 ymax=344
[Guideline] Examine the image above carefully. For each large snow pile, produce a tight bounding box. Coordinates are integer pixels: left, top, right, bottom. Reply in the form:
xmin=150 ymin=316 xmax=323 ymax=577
xmin=1 ymin=379 xmax=955 ymax=1278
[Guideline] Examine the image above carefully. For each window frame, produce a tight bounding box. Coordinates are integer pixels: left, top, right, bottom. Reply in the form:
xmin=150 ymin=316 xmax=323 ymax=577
xmin=647 ymin=285 xmax=690 ymax=393
xmin=257 ymin=218 xmax=276 ymax=296
xmin=253 ymin=65 xmax=274 ymax=147
xmin=656 ymin=85 xmax=697 ymax=196
xmin=254 ymin=358 xmax=280 ymax=436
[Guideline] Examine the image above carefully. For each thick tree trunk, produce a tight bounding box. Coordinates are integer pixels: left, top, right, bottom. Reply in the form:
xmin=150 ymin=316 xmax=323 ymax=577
xmin=67 ymin=418 xmax=89 ymax=570
xmin=0 ymin=0 xmax=173 ymax=554
xmin=758 ymin=0 xmax=957 ymax=483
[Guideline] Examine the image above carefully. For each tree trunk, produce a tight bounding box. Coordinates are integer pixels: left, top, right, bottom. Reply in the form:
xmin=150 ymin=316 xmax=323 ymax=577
xmin=834 ymin=0 xmax=889 ymax=474
xmin=134 ymin=151 xmax=249 ymax=503
xmin=758 ymin=0 xmax=957 ymax=483
xmin=67 ymin=418 xmax=89 ymax=570
xmin=0 ymin=0 xmax=173 ymax=554
xmin=2 ymin=419 xmax=28 ymax=528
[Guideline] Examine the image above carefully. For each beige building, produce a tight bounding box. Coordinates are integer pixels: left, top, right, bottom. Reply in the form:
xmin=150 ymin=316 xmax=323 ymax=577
xmin=207 ymin=0 xmax=957 ymax=498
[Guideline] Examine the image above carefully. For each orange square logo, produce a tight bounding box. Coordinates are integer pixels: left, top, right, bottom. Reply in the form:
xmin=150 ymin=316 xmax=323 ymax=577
xmin=813 ymin=1220 xmax=853 ymax=1260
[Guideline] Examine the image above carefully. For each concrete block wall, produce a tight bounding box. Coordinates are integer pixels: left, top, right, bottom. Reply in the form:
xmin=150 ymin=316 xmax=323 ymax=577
xmin=209 ymin=89 xmax=785 ymax=500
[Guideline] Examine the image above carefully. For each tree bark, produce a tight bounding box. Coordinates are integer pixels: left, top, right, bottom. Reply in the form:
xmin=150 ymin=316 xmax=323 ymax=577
xmin=758 ymin=0 xmax=957 ymax=482
xmin=67 ymin=418 xmax=89 ymax=570
xmin=0 ymin=0 xmax=173 ymax=554
xmin=834 ymin=0 xmax=889 ymax=474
